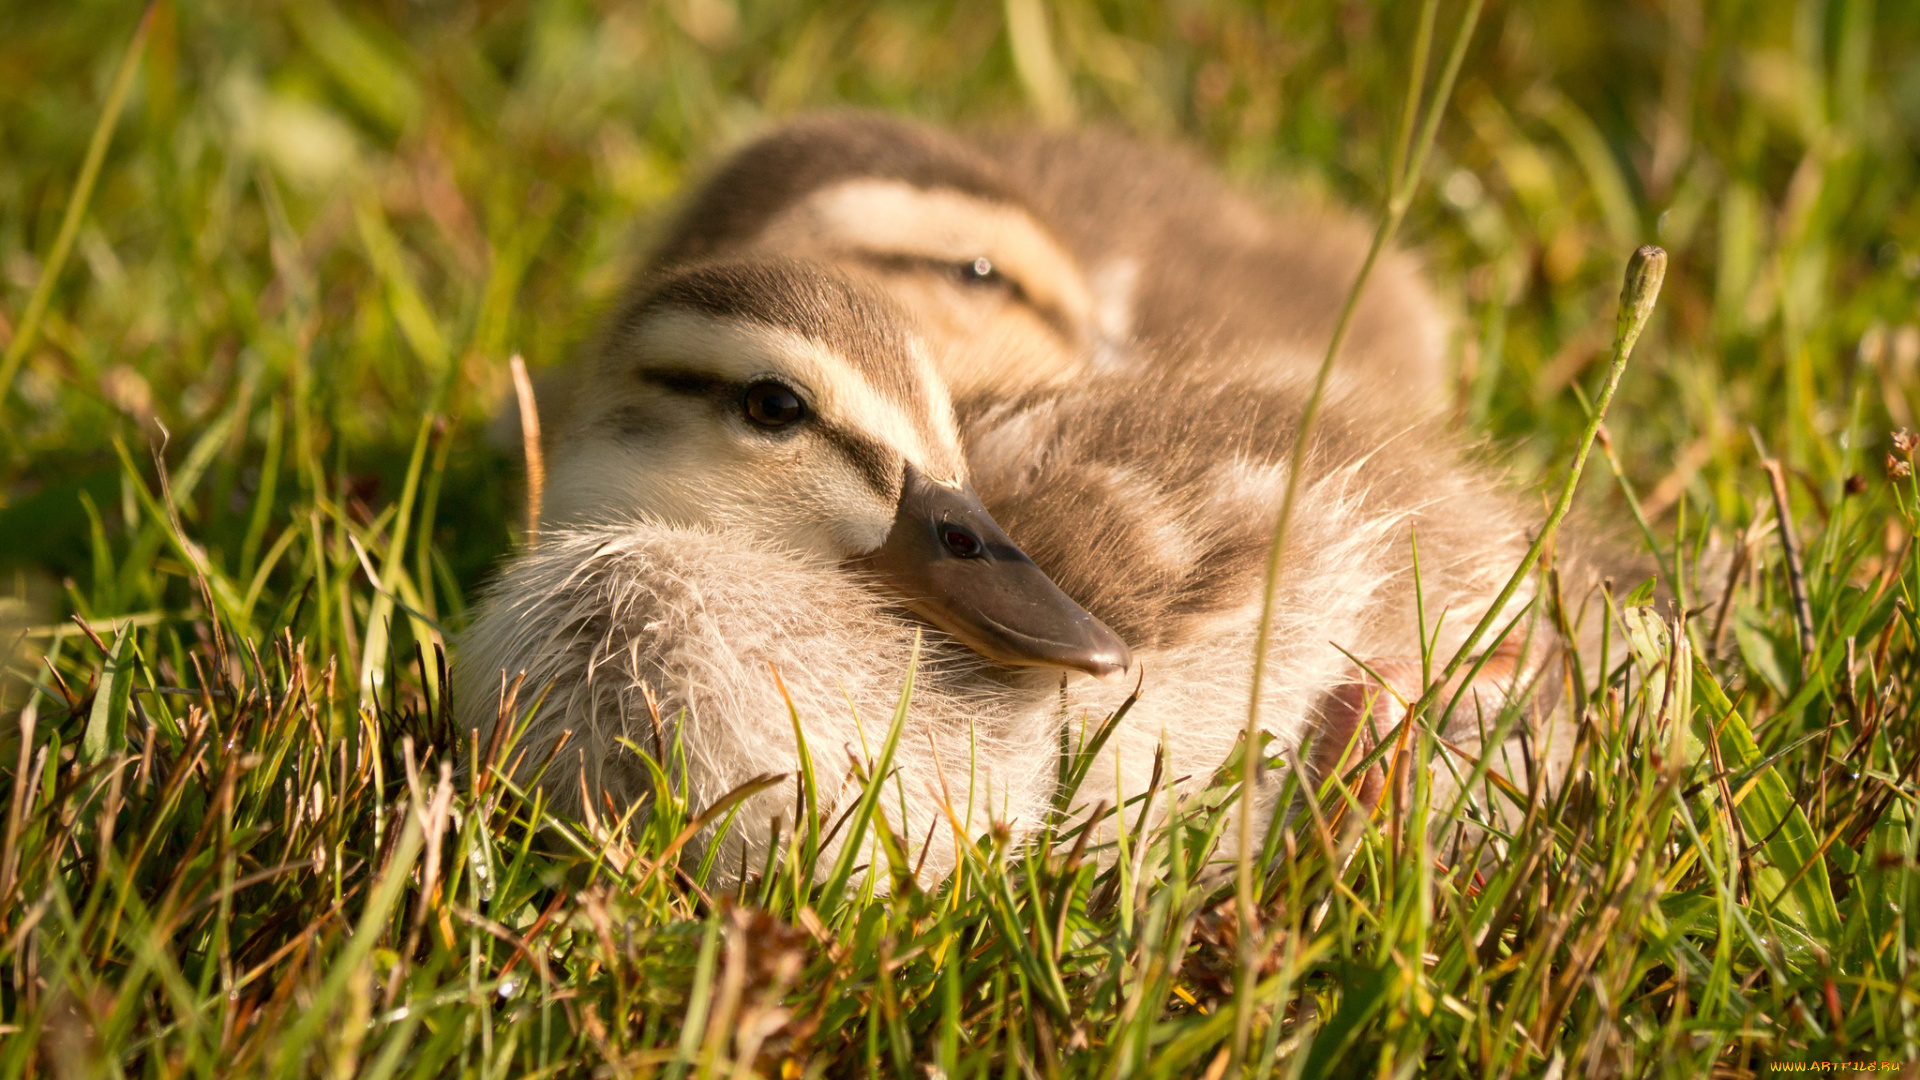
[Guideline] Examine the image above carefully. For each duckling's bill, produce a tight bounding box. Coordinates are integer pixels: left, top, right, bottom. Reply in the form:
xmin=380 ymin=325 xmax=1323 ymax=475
xmin=856 ymin=465 xmax=1131 ymax=681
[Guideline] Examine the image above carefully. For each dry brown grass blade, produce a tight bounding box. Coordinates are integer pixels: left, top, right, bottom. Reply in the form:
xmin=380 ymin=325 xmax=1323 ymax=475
xmin=1763 ymin=458 xmax=1819 ymax=668
xmin=510 ymin=354 xmax=546 ymax=547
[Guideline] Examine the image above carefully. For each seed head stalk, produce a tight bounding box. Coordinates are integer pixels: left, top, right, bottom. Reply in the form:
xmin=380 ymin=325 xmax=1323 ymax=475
xmin=1411 ymin=245 xmax=1666 ymax=718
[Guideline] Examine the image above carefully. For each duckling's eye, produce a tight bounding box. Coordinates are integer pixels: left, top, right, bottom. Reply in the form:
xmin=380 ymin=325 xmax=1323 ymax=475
xmin=742 ymin=381 xmax=806 ymax=429
xmin=949 ymin=257 xmax=1002 ymax=288
xmin=942 ymin=525 xmax=983 ymax=559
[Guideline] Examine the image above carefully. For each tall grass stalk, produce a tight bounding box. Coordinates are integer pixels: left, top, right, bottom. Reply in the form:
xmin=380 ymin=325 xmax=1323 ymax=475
xmin=0 ymin=4 xmax=154 ymax=406
xmin=1232 ymin=0 xmax=1483 ymax=1067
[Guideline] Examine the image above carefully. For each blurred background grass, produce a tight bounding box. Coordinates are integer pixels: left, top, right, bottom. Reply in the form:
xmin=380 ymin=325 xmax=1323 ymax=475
xmin=3 ymin=0 xmax=1917 ymax=635
xmin=5 ymin=2 xmax=1920 ymax=1071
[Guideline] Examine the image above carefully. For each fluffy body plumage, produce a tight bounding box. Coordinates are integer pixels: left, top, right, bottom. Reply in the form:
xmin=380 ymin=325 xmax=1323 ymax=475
xmin=960 ymin=365 xmax=1532 ymax=655
xmin=454 ymin=525 xmax=1060 ymax=881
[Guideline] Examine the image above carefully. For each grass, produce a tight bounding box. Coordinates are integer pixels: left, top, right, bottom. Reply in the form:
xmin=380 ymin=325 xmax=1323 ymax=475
xmin=4 ymin=0 xmax=1920 ymax=1074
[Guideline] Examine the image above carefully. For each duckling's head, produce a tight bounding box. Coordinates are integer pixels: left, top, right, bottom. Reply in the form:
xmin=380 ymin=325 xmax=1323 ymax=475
xmin=546 ymin=257 xmax=1130 ymax=681
xmin=650 ymin=113 xmax=1105 ymax=395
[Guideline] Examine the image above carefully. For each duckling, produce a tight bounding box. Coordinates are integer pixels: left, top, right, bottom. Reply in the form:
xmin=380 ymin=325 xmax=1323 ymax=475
xmin=457 ymin=257 xmax=1578 ymax=882
xmin=649 ymin=112 xmax=1452 ymax=402
xmin=461 ymin=256 xmax=1125 ymax=875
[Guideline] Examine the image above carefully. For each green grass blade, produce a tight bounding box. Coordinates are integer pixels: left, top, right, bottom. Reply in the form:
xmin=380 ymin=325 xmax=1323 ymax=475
xmin=1691 ymin=657 xmax=1843 ymax=947
xmin=79 ymin=622 xmax=134 ymax=766
xmin=0 ymin=4 xmax=153 ymax=407
xmin=817 ymin=634 xmax=919 ymax=914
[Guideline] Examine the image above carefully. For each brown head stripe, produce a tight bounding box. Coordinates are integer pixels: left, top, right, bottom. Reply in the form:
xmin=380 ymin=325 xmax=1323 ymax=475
xmin=631 ymin=260 xmax=926 ymax=411
xmin=653 ymin=112 xmax=1020 ymax=267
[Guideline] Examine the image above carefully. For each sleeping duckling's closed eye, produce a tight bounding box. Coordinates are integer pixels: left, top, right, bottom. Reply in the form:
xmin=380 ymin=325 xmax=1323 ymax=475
xmin=650 ymin=114 xmax=1101 ymax=397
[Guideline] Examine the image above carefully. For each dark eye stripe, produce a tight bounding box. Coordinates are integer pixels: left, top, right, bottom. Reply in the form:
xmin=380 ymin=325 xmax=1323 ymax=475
xmin=616 ymin=368 xmax=900 ymax=497
xmin=847 ymin=250 xmax=1078 ymax=344
xmin=817 ymin=425 xmax=900 ymax=501
xmin=637 ymin=368 xmax=734 ymax=399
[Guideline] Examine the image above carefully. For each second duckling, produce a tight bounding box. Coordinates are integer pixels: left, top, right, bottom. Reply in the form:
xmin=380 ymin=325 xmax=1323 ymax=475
xmin=652 ymin=112 xmax=1453 ymax=402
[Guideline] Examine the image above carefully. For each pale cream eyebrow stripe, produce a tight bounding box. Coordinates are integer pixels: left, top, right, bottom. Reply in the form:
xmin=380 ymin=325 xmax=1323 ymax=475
xmin=629 ymin=309 xmax=968 ymax=485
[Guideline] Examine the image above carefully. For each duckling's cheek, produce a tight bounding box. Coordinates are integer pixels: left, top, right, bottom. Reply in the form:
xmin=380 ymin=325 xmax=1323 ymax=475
xmin=541 ymin=439 xmax=680 ymax=528
xmin=802 ymin=472 xmax=896 ymax=557
xmin=545 ymin=460 xmax=654 ymax=529
xmin=544 ymin=413 xmax=751 ymax=529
